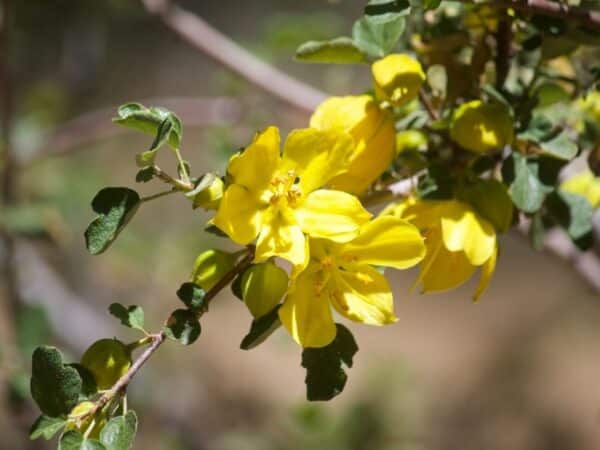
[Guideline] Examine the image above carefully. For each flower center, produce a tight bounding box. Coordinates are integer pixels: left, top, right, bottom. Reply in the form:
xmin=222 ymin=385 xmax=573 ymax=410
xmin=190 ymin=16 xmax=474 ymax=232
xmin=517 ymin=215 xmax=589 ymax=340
xmin=265 ymin=170 xmax=302 ymax=207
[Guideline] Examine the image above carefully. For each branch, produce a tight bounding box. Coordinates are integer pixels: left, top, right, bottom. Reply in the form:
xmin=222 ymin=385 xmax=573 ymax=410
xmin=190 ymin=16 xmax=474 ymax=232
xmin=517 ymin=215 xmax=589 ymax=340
xmin=19 ymin=96 xmax=241 ymax=168
xmin=140 ymin=0 xmax=327 ymax=114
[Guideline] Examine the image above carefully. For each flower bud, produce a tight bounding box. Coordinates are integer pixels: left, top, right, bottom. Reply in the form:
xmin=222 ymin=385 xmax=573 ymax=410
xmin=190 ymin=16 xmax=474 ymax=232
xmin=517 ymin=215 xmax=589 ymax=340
xmin=65 ymin=401 xmax=107 ymax=439
xmin=450 ymin=100 xmax=513 ymax=153
xmin=80 ymin=339 xmax=132 ymax=390
xmin=241 ymin=260 xmax=289 ymax=318
xmin=191 ymin=249 xmax=237 ymax=290
xmin=371 ymin=54 xmax=425 ymax=107
xmin=192 ymin=177 xmax=224 ymax=210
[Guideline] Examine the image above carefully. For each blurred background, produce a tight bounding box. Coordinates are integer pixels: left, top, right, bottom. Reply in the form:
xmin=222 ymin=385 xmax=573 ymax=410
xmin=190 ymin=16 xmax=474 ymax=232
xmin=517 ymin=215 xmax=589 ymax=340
xmin=2 ymin=1 xmax=600 ymax=449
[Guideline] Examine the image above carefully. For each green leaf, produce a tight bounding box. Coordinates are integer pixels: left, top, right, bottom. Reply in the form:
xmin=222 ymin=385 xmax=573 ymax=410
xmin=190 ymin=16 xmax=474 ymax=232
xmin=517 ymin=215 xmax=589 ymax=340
xmin=529 ymin=212 xmax=546 ymax=251
xmin=548 ymin=191 xmax=594 ymax=240
xmin=352 ymin=13 xmax=405 ymax=58
xmin=538 ymin=130 xmax=578 ymax=160
xmin=108 ymin=303 xmax=145 ymax=331
xmin=67 ymin=363 xmax=98 ymax=398
xmin=135 ymin=118 xmax=173 ymax=167
xmin=29 ymin=415 xmax=66 ymax=440
xmin=176 ymin=282 xmax=206 ymax=311
xmin=364 ymin=0 xmax=410 ymax=16
xmin=59 ymin=430 xmax=106 ymax=450
xmin=164 ymin=309 xmax=201 ymax=345
xmin=240 ymin=305 xmax=282 ymax=350
xmin=504 ymin=153 xmax=553 ymax=213
xmin=113 ymin=103 xmax=182 ymax=150
xmin=295 ymin=37 xmax=367 ymax=64
xmin=100 ymin=411 xmax=137 ymax=450
xmin=231 ymin=272 xmax=245 ymax=301
xmin=518 ymin=114 xmax=554 ymax=142
xmin=31 ymin=346 xmax=82 ymax=417
xmin=204 ymin=224 xmax=228 ymax=237
xmin=301 ymin=324 xmax=358 ymax=401
xmin=459 ymin=179 xmax=514 ymax=232
xmin=417 ymin=164 xmax=454 ymax=200
xmin=85 ymin=187 xmax=141 ymax=255
xmin=135 ymin=167 xmax=154 ymax=183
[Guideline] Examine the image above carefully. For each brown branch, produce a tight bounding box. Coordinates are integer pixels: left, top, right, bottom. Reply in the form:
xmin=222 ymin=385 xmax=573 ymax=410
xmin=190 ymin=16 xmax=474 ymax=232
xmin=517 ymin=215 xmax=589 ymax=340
xmin=494 ymin=13 xmax=512 ymax=90
xmin=419 ymin=89 xmax=439 ymax=121
xmin=140 ymin=0 xmax=327 ymax=114
xmin=89 ymin=246 xmax=255 ymax=416
xmin=19 ymin=96 xmax=242 ymax=168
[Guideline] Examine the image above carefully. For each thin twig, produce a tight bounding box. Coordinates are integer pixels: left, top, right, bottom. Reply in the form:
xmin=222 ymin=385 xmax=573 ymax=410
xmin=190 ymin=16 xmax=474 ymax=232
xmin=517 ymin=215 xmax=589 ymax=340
xmin=140 ymin=0 xmax=327 ymax=114
xmin=419 ymin=89 xmax=439 ymax=121
xmin=140 ymin=189 xmax=178 ymax=203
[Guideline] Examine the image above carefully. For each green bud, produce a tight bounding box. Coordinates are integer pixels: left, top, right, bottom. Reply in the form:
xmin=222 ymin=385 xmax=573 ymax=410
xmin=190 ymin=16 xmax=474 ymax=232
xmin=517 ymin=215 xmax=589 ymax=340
xmin=192 ymin=177 xmax=224 ymax=210
xmin=241 ymin=260 xmax=289 ymax=318
xmin=80 ymin=339 xmax=132 ymax=390
xmin=191 ymin=249 xmax=237 ymax=290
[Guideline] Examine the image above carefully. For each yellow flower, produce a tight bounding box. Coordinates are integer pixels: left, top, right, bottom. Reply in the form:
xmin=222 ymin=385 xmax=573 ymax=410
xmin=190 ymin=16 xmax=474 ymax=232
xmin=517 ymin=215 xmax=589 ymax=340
xmin=388 ymin=198 xmax=498 ymax=301
xmin=450 ymin=100 xmax=514 ymax=153
xmin=279 ymin=216 xmax=425 ymax=348
xmin=578 ymin=92 xmax=600 ymax=124
xmin=213 ymin=126 xmax=372 ymax=266
xmin=561 ymin=170 xmax=600 ymax=208
xmin=371 ymin=53 xmax=425 ymax=107
xmin=310 ymin=95 xmax=396 ymax=194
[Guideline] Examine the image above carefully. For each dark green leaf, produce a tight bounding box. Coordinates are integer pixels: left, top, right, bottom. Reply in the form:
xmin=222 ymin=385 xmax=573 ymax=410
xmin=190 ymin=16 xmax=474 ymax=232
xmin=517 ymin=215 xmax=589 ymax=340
xmin=135 ymin=167 xmax=154 ymax=183
xmin=352 ymin=13 xmax=405 ymax=58
xmin=31 ymin=346 xmax=82 ymax=417
xmin=164 ymin=309 xmax=201 ymax=345
xmin=518 ymin=114 xmax=554 ymax=142
xmin=176 ymin=282 xmax=206 ymax=311
xmin=204 ymin=224 xmax=228 ymax=237
xmin=100 ymin=411 xmax=137 ymax=450
xmin=85 ymin=187 xmax=141 ymax=255
xmin=108 ymin=303 xmax=145 ymax=331
xmin=67 ymin=364 xmax=98 ymax=398
xmin=417 ymin=164 xmax=454 ymax=200
xmin=295 ymin=37 xmax=367 ymax=64
xmin=240 ymin=306 xmax=282 ymax=350
xmin=231 ymin=272 xmax=245 ymax=301
xmin=113 ymin=103 xmax=182 ymax=150
xmin=547 ymin=191 xmax=594 ymax=240
xmin=364 ymin=0 xmax=410 ymax=16
xmin=59 ymin=430 xmax=106 ymax=450
xmin=302 ymin=324 xmax=358 ymax=401
xmin=504 ymin=153 xmax=553 ymax=213
xmin=29 ymin=415 xmax=66 ymax=440
xmin=459 ymin=179 xmax=514 ymax=232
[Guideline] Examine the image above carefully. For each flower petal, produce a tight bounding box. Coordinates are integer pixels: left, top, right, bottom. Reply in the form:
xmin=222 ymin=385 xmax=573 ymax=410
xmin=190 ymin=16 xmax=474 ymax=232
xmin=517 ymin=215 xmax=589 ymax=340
xmin=279 ymin=268 xmax=337 ymax=348
xmin=280 ymin=128 xmax=354 ymax=193
xmin=440 ymin=201 xmax=496 ymax=266
xmin=341 ymin=216 xmax=425 ymax=270
xmin=331 ymin=265 xmax=397 ymax=326
xmin=228 ymin=126 xmax=281 ymax=191
xmin=416 ymin=228 xmax=476 ymax=293
xmin=255 ymin=208 xmax=307 ymax=267
xmin=213 ymin=184 xmax=263 ymax=244
xmin=295 ymin=190 xmax=372 ymax=243
xmin=473 ymin=242 xmax=498 ymax=302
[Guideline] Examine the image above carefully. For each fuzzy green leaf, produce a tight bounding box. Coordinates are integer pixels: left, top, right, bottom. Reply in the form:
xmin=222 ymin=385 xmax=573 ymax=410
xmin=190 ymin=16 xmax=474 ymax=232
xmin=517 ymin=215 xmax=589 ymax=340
xmin=113 ymin=103 xmax=182 ymax=149
xmin=100 ymin=411 xmax=138 ymax=450
xmin=30 ymin=346 xmax=82 ymax=417
xmin=505 ymin=153 xmax=553 ymax=213
xmin=176 ymin=282 xmax=206 ymax=311
xmin=352 ymin=13 xmax=405 ymax=58
xmin=85 ymin=187 xmax=141 ymax=255
xmin=29 ymin=415 xmax=66 ymax=440
xmin=164 ymin=309 xmax=201 ymax=345
xmin=59 ymin=430 xmax=106 ymax=450
xmin=108 ymin=303 xmax=145 ymax=331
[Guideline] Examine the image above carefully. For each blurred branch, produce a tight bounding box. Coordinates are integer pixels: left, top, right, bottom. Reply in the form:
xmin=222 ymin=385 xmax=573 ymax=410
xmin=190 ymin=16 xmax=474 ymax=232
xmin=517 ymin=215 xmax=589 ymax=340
xmin=19 ymin=96 xmax=242 ymax=168
xmin=140 ymin=0 xmax=327 ymax=114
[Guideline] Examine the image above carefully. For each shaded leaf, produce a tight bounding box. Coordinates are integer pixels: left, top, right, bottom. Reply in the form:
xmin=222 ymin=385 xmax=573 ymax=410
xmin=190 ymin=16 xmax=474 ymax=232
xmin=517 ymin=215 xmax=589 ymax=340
xmin=240 ymin=305 xmax=282 ymax=350
xmin=164 ymin=309 xmax=201 ymax=345
xmin=135 ymin=167 xmax=154 ymax=183
xmin=59 ymin=430 xmax=106 ymax=450
xmin=67 ymin=364 xmax=98 ymax=398
xmin=504 ymin=153 xmax=553 ymax=213
xmin=176 ymin=282 xmax=206 ymax=311
xmin=30 ymin=346 xmax=82 ymax=417
xmin=108 ymin=303 xmax=145 ymax=331
xmin=547 ymin=191 xmax=594 ymax=240
xmin=295 ymin=37 xmax=367 ymax=64
xmin=302 ymin=324 xmax=358 ymax=401
xmin=29 ymin=415 xmax=66 ymax=440
xmin=539 ymin=130 xmax=578 ymax=160
xmin=85 ymin=188 xmax=141 ymax=255
xmin=364 ymin=0 xmax=410 ymax=15
xmin=113 ymin=103 xmax=182 ymax=149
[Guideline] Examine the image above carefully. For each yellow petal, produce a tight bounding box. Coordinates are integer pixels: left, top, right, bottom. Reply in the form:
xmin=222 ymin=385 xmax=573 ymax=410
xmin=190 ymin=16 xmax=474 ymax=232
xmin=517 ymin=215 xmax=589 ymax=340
xmin=371 ymin=54 xmax=425 ymax=106
xmin=255 ymin=208 xmax=306 ymax=267
xmin=228 ymin=126 xmax=281 ymax=191
xmin=561 ymin=170 xmax=600 ymax=208
xmin=213 ymin=184 xmax=263 ymax=244
xmin=310 ymin=96 xmax=396 ymax=194
xmin=473 ymin=242 xmax=498 ymax=302
xmin=440 ymin=201 xmax=496 ymax=266
xmin=295 ymin=189 xmax=372 ymax=243
xmin=331 ymin=265 xmax=397 ymax=326
xmin=416 ymin=228 xmax=476 ymax=293
xmin=341 ymin=216 xmax=425 ymax=269
xmin=279 ymin=268 xmax=337 ymax=348
xmin=280 ymin=128 xmax=354 ymax=193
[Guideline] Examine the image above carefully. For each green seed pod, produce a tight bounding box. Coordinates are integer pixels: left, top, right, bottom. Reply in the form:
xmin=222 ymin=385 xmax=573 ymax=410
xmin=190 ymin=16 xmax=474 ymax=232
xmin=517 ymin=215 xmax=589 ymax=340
xmin=65 ymin=401 xmax=107 ymax=439
xmin=191 ymin=249 xmax=238 ymax=290
xmin=241 ymin=260 xmax=289 ymax=318
xmin=80 ymin=339 xmax=132 ymax=390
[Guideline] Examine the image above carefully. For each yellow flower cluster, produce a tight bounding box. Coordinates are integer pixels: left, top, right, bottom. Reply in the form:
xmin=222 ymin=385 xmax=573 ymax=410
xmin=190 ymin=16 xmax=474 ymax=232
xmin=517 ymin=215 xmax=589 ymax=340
xmin=207 ymin=53 xmax=503 ymax=348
